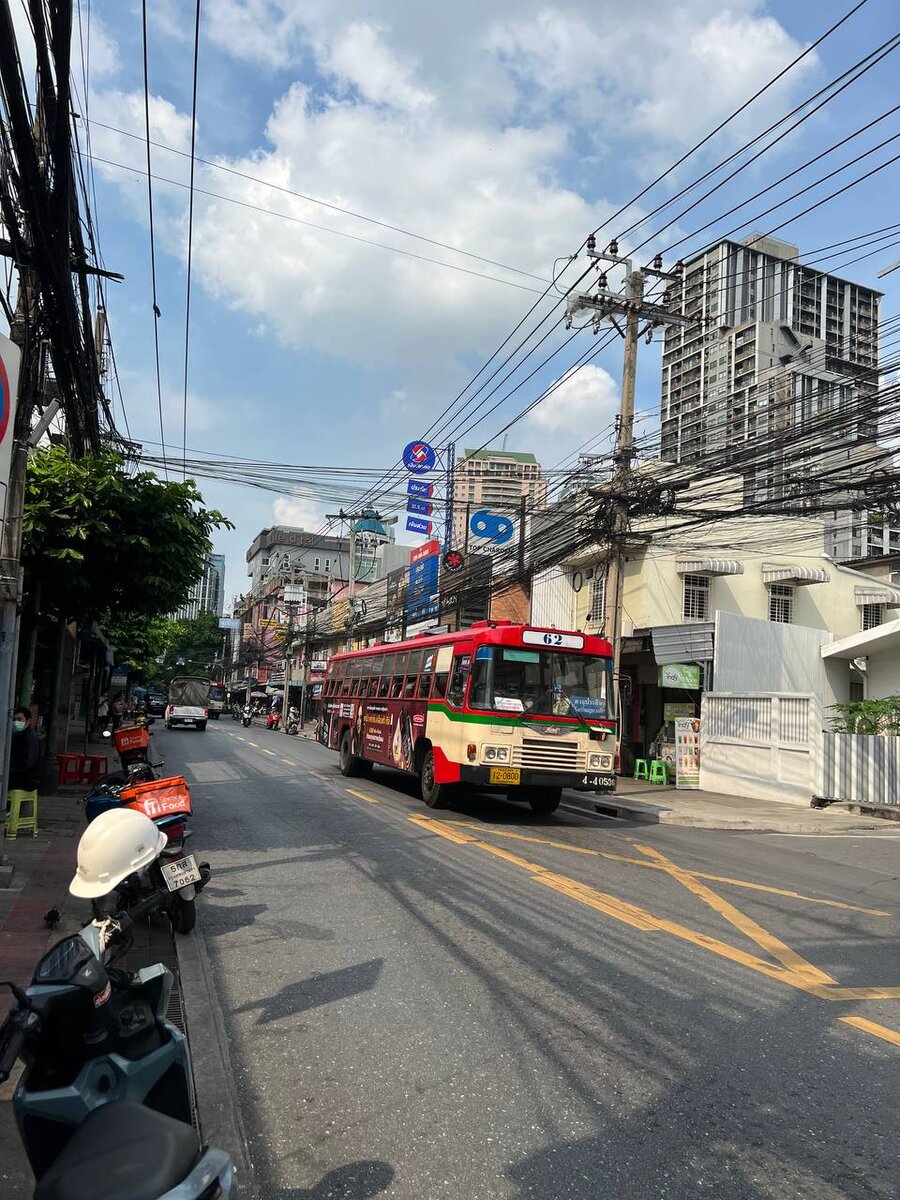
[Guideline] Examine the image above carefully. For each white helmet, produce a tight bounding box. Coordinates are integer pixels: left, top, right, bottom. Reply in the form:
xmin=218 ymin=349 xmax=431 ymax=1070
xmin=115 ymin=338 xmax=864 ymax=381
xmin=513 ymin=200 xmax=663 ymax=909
xmin=70 ymin=808 xmax=167 ymax=898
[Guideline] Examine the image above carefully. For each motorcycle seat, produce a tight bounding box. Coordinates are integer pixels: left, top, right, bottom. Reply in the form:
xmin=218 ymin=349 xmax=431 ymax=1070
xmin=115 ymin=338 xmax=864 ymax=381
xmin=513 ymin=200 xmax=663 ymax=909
xmin=34 ymin=1101 xmax=199 ymax=1200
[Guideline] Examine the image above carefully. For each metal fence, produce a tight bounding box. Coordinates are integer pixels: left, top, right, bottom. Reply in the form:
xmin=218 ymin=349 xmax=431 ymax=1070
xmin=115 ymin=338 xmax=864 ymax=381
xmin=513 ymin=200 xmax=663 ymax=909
xmin=821 ymin=732 xmax=900 ymax=808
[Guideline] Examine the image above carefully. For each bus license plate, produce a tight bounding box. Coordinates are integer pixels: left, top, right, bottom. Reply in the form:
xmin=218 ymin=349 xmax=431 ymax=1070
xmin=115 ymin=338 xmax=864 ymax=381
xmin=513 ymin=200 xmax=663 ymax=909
xmin=581 ymin=773 xmax=615 ymax=789
xmin=161 ymin=855 xmax=201 ymax=892
xmin=490 ymin=767 xmax=521 ymax=785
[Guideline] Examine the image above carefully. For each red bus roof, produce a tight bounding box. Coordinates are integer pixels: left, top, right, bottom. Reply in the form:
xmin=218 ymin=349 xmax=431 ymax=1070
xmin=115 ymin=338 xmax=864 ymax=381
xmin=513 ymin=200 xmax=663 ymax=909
xmin=327 ymin=621 xmax=613 ymax=664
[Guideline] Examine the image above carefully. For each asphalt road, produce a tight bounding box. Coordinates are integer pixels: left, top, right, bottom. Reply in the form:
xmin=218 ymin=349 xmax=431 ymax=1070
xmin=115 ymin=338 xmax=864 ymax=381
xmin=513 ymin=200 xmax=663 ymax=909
xmin=161 ymin=720 xmax=900 ymax=1200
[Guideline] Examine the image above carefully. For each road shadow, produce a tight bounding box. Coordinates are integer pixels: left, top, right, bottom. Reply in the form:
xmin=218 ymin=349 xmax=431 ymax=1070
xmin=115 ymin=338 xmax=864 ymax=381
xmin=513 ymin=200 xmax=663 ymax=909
xmin=269 ymin=1160 xmax=394 ymax=1199
xmin=233 ymin=958 xmax=384 ymax=1025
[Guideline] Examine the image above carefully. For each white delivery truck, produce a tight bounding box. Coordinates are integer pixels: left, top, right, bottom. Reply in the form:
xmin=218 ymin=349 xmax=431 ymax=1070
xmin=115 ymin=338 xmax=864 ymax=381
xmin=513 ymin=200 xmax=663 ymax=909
xmin=166 ymin=676 xmax=210 ymax=730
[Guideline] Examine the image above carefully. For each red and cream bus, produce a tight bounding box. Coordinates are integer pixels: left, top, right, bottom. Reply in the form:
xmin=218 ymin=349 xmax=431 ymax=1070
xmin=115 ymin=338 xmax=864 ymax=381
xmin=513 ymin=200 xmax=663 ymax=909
xmin=317 ymin=621 xmax=616 ymax=814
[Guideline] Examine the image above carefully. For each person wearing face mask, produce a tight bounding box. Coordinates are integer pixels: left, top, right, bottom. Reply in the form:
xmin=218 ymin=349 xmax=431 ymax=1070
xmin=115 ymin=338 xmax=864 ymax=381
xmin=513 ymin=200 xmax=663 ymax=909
xmin=8 ymin=707 xmax=41 ymax=805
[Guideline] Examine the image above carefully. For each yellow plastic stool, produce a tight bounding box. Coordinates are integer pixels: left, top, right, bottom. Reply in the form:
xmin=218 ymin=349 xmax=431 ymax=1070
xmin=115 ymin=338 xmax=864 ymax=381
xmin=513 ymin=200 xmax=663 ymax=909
xmin=5 ymin=789 xmax=38 ymax=838
xmin=633 ymin=759 xmax=649 ymax=780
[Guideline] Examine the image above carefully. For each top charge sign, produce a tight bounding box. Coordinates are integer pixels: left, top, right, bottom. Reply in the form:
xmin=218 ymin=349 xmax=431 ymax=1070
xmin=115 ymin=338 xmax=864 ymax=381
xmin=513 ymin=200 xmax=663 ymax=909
xmin=402 ymin=440 xmax=436 ymax=475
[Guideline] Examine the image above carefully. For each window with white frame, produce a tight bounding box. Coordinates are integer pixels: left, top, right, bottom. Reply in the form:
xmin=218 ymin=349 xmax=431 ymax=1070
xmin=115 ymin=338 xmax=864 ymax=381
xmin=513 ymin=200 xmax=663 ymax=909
xmin=861 ymin=603 xmax=884 ymax=631
xmin=682 ymin=574 xmax=710 ymax=622
xmin=587 ymin=573 xmax=607 ymax=628
xmin=768 ymin=584 xmax=793 ymax=624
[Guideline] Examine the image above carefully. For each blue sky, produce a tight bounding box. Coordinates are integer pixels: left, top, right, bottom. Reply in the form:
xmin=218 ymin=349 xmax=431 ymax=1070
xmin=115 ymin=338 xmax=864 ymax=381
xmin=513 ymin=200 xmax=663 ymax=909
xmin=8 ymin=0 xmax=900 ymax=602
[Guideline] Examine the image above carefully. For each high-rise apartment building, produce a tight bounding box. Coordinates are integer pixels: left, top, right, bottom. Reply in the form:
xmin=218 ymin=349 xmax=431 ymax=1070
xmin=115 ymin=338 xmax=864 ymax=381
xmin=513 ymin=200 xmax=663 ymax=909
xmin=451 ymin=449 xmax=547 ymax=551
xmin=172 ymin=553 xmax=225 ymax=621
xmin=660 ymin=235 xmax=884 ymax=559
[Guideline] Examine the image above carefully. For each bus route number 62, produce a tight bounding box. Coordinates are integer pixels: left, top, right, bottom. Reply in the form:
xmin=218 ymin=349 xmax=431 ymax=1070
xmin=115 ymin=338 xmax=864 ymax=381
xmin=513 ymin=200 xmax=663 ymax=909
xmin=543 ymin=632 xmax=563 ymax=646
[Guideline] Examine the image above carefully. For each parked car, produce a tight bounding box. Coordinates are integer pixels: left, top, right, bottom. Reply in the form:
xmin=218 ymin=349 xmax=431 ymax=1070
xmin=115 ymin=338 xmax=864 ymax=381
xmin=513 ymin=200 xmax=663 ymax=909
xmin=147 ymin=693 xmax=168 ymax=716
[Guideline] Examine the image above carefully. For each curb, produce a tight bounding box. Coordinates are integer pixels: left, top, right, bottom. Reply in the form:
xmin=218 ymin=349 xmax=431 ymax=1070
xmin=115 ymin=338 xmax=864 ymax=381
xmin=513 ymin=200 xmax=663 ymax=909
xmin=175 ymin=914 xmax=257 ymax=1198
xmin=565 ymin=794 xmax=888 ymax=834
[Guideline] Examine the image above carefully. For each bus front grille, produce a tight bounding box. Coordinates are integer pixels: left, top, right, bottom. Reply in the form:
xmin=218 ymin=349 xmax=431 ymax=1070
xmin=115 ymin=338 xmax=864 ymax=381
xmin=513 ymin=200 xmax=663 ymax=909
xmin=520 ymin=738 xmax=580 ymax=771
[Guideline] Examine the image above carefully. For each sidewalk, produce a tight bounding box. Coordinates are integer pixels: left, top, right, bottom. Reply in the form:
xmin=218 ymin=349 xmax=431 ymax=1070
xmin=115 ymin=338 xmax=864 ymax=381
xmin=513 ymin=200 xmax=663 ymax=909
xmin=575 ymin=776 xmax=892 ymax=834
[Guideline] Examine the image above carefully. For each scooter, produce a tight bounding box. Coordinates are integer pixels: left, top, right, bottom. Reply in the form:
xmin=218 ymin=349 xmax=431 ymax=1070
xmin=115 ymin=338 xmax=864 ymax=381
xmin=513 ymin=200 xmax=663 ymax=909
xmin=241 ymin=705 xmax=253 ymax=728
xmin=0 ymin=810 xmax=234 ymax=1199
xmin=265 ymin=710 xmax=281 ymax=731
xmin=82 ymin=777 xmax=208 ymax=934
xmin=284 ymin=707 xmax=300 ymax=735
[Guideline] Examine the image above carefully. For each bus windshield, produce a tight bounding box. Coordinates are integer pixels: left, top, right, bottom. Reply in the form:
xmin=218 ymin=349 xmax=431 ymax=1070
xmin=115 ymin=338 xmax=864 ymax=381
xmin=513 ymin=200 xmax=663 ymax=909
xmin=469 ymin=647 xmax=612 ymax=719
xmin=209 ymin=684 xmax=226 ymax=703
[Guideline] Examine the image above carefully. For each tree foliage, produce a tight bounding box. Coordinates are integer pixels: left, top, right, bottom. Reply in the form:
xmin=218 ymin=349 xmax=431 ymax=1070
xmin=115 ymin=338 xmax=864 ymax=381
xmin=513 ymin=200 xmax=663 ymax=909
xmin=23 ymin=447 xmax=232 ymax=621
xmin=829 ymin=698 xmax=900 ymax=735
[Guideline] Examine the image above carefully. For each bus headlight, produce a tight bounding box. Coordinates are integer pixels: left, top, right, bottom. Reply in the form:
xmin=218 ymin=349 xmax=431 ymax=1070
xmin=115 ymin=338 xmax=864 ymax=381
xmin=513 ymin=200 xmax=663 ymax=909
xmin=588 ymin=752 xmax=613 ymax=770
xmin=483 ymin=745 xmax=509 ymax=763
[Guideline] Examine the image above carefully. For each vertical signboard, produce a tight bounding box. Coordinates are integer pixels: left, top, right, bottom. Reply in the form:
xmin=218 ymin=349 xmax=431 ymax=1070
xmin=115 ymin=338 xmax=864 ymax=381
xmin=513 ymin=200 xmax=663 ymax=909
xmin=675 ymin=717 xmax=701 ymax=789
xmin=402 ymin=441 xmax=436 ymax=536
xmin=406 ymin=538 xmax=440 ymax=624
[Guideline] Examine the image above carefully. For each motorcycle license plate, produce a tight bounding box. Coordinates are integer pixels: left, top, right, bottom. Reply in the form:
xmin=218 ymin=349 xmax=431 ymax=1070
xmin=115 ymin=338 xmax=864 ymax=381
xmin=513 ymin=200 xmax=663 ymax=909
xmin=489 ymin=767 xmax=520 ymax=785
xmin=161 ymin=854 xmax=201 ymax=892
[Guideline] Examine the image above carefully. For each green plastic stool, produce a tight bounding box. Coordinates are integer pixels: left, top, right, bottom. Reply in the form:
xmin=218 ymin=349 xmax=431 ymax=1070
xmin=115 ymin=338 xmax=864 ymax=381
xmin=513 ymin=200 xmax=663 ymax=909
xmin=633 ymin=759 xmax=649 ymax=780
xmin=5 ymin=789 xmax=38 ymax=838
xmin=649 ymin=760 xmax=668 ymax=785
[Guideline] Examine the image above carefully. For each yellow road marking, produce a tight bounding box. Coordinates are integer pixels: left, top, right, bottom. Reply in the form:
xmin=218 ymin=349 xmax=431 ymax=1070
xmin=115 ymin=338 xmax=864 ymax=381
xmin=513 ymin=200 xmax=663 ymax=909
xmin=235 ymin=736 xmax=245 ymax=742
xmin=281 ymin=758 xmax=295 ymax=766
xmin=840 ymin=1016 xmax=900 ymax=1046
xmin=247 ymin=741 xmax=259 ymax=748
xmin=633 ymin=843 xmax=836 ymax=987
xmin=410 ymin=814 xmax=900 ymax=1008
xmin=442 ymin=820 xmax=890 ymax=917
xmin=260 ymin=747 xmax=278 ymax=756
xmin=345 ymin=787 xmax=378 ymax=804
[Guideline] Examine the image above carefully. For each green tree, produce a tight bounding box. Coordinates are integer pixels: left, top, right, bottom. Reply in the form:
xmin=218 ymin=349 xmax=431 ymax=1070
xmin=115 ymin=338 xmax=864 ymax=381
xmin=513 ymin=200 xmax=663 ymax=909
xmin=829 ymin=698 xmax=900 ymax=735
xmin=23 ymin=446 xmax=232 ymax=620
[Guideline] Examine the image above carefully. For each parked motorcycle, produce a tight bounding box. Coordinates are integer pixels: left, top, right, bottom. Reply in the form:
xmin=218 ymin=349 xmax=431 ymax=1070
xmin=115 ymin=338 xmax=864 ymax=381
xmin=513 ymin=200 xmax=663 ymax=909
xmin=0 ymin=810 xmax=234 ymax=1199
xmin=284 ymin=706 xmax=300 ymax=735
xmin=265 ymin=710 xmax=281 ymax=731
xmin=81 ymin=784 xmax=208 ymax=934
xmin=241 ymin=704 xmax=253 ymax=728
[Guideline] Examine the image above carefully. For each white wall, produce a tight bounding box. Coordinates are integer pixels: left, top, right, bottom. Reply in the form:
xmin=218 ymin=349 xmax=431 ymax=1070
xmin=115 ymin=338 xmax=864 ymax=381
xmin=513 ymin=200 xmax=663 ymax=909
xmin=713 ymin=612 xmax=841 ymax=707
xmin=701 ymin=692 xmax=822 ymax=806
xmin=867 ymin=648 xmax=900 ymax=700
xmin=530 ymin=565 xmax=576 ymax=630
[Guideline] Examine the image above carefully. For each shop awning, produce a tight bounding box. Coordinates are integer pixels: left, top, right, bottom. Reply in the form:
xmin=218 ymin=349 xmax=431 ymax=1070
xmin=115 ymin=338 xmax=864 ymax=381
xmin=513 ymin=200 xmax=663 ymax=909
xmin=651 ymin=622 xmax=715 ymax=664
xmin=853 ymin=585 xmax=900 ymax=608
xmin=676 ymin=559 xmax=744 ymax=576
xmin=762 ymin=563 xmax=830 ymax=587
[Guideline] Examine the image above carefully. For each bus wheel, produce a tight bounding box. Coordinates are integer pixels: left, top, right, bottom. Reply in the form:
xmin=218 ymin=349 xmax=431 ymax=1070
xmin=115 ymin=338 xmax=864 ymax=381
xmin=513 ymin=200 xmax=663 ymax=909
xmin=524 ymin=787 xmax=561 ymax=816
xmin=420 ymin=749 xmax=448 ymax=809
xmin=340 ymin=731 xmax=364 ymax=777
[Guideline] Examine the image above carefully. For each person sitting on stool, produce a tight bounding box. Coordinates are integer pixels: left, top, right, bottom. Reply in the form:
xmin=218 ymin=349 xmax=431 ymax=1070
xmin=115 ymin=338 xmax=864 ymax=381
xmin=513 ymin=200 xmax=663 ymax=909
xmin=7 ymin=707 xmax=41 ymax=810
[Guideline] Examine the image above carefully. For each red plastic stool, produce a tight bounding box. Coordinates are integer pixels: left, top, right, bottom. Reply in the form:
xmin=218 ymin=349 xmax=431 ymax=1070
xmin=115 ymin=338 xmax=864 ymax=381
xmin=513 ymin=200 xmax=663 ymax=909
xmin=81 ymin=755 xmax=108 ymax=784
xmin=56 ymin=753 xmax=85 ymax=785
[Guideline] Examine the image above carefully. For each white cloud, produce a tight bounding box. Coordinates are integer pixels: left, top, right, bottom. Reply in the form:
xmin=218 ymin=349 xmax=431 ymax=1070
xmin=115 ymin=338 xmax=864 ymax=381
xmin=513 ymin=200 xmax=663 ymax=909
xmin=323 ymin=22 xmax=433 ymax=111
xmin=528 ymin=363 xmax=619 ymax=432
xmin=273 ymin=492 xmax=327 ymax=529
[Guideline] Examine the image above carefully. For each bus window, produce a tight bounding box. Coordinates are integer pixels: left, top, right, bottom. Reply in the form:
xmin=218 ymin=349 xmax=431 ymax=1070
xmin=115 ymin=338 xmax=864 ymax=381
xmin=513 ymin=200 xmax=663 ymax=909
xmin=447 ymin=653 xmax=470 ymax=707
xmin=432 ymin=645 xmax=452 ymax=699
xmin=404 ymin=650 xmax=424 ymax=698
xmin=338 ymin=662 xmax=350 ymax=697
xmin=390 ymin=653 xmax=408 ymax=699
xmin=368 ymin=654 xmax=385 ymax=696
xmin=379 ymin=653 xmax=395 ymax=698
xmin=417 ymin=651 xmax=435 ymax=698
xmin=347 ymin=659 xmax=361 ymax=697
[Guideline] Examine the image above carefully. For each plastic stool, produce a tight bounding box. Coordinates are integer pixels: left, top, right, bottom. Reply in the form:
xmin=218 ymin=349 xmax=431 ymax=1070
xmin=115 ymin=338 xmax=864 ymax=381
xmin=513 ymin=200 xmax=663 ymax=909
xmin=56 ymin=753 xmax=85 ymax=786
xmin=5 ymin=789 xmax=38 ymax=838
xmin=633 ymin=759 xmax=649 ymax=780
xmin=649 ymin=759 xmax=668 ymax=785
xmin=81 ymin=755 xmax=109 ymax=784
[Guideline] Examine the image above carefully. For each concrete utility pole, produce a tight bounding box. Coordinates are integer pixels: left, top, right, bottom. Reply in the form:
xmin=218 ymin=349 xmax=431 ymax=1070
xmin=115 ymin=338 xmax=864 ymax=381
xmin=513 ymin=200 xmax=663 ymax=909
xmin=566 ymin=240 xmax=692 ymax=681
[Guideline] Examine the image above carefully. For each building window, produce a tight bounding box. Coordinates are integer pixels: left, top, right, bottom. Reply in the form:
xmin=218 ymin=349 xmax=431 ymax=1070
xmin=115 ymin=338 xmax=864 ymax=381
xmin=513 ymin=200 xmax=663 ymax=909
xmin=861 ymin=603 xmax=884 ymax=631
xmin=768 ymin=584 xmax=793 ymax=624
xmin=587 ymin=573 xmax=607 ymax=628
xmin=682 ymin=574 xmax=710 ymax=622
xmin=314 ymin=557 xmax=320 ymax=571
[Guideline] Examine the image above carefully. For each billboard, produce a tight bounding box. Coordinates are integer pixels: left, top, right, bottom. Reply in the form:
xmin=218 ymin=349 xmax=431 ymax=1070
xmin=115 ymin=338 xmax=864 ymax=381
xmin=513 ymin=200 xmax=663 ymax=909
xmin=406 ymin=538 xmax=440 ymax=622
